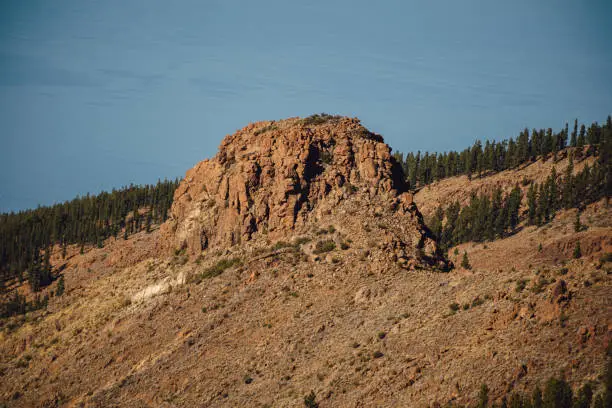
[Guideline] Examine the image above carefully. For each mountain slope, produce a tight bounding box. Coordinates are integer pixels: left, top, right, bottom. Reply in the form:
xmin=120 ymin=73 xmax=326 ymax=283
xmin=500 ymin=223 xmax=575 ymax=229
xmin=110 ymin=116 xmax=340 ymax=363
xmin=0 ymin=116 xmax=610 ymax=408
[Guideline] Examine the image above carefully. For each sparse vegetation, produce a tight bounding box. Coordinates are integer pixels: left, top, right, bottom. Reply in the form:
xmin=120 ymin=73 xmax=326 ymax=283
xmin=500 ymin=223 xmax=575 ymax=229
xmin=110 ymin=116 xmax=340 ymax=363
xmin=515 ymin=279 xmax=528 ymax=293
xmin=254 ymin=123 xmax=278 ymax=136
xmin=191 ymin=258 xmax=242 ymax=283
xmin=313 ymin=239 xmax=336 ymax=254
xmin=301 ymin=113 xmax=342 ymax=126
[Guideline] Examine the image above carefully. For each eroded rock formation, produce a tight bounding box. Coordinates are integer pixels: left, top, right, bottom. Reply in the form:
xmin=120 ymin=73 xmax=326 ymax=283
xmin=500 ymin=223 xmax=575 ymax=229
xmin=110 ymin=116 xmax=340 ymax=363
xmin=160 ymin=115 xmax=447 ymax=269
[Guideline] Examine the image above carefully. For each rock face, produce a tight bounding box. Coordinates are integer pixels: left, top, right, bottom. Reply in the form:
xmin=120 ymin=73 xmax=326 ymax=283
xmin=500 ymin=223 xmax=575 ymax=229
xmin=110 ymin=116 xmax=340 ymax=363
xmin=160 ymin=115 xmax=446 ymax=268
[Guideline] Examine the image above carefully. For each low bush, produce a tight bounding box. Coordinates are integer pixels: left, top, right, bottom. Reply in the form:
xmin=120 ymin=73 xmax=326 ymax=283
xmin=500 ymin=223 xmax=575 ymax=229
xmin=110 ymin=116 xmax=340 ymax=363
xmin=313 ymin=240 xmax=336 ymax=254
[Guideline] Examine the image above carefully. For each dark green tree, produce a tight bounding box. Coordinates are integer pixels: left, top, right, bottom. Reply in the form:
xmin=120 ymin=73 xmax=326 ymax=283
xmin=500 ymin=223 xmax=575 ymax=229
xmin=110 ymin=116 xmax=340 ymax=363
xmin=461 ymin=251 xmax=471 ymax=269
xmin=574 ymin=212 xmax=583 ymax=232
xmin=527 ymin=183 xmax=537 ymax=225
xmin=577 ymin=124 xmax=586 ymax=148
xmin=507 ymin=184 xmax=523 ymax=230
xmin=56 ymin=275 xmax=65 ymax=296
xmin=304 ymin=390 xmax=319 ymax=408
xmin=573 ymin=241 xmax=582 ymax=259
xmin=570 ymin=119 xmax=578 ymax=147
xmin=543 ymin=377 xmax=572 ymax=408
xmin=572 ymin=383 xmax=593 ymax=408
xmin=533 ymin=386 xmax=543 ymax=408
xmin=478 ymin=384 xmax=489 ymax=408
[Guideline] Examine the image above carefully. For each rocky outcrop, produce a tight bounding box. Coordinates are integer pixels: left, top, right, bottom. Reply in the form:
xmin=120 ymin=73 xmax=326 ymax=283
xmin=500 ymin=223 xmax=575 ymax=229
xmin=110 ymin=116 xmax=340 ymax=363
xmin=160 ymin=115 xmax=447 ymax=269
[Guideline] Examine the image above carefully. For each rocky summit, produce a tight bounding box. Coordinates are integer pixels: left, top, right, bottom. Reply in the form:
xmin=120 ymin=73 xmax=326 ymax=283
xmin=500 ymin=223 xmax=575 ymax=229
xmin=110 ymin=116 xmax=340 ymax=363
xmin=161 ymin=115 xmax=449 ymax=270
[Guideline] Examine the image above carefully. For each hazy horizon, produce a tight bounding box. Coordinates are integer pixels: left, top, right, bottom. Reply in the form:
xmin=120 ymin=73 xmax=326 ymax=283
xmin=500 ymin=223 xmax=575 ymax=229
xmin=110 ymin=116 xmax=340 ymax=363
xmin=1 ymin=0 xmax=611 ymax=212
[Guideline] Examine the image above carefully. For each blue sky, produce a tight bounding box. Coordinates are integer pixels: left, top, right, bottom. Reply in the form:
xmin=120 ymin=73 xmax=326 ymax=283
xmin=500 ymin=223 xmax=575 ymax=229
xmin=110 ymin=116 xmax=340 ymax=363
xmin=1 ymin=0 xmax=611 ymax=212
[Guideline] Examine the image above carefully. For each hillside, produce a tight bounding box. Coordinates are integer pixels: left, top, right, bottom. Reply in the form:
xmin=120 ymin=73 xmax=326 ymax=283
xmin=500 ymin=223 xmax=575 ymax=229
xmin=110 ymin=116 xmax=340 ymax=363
xmin=414 ymin=149 xmax=597 ymax=219
xmin=0 ymin=116 xmax=610 ymax=408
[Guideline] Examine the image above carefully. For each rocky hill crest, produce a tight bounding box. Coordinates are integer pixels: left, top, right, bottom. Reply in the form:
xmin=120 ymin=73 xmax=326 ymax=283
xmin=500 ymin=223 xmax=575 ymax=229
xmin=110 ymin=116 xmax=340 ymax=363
xmin=161 ymin=115 xmax=447 ymax=269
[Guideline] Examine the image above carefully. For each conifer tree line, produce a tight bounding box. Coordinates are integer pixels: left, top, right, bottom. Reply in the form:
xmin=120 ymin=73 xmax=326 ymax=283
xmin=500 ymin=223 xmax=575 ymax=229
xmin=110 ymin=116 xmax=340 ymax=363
xmin=0 ymin=179 xmax=180 ymax=288
xmin=471 ymin=370 xmax=610 ymax=408
xmin=427 ymin=184 xmax=523 ymax=250
xmin=394 ymin=116 xmax=612 ymax=190
xmin=428 ymin=147 xmax=610 ymax=252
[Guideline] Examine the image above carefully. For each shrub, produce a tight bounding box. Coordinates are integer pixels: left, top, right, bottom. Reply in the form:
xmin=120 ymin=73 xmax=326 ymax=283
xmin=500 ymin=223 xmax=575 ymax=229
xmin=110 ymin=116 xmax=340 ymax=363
xmin=377 ymin=331 xmax=386 ymax=340
xmin=273 ymin=241 xmax=293 ymax=250
xmin=515 ymin=279 xmax=528 ymax=293
xmin=294 ymin=237 xmax=311 ymax=246
xmin=531 ymin=276 xmax=549 ymax=294
xmin=600 ymin=252 xmax=612 ymax=263
xmin=304 ymin=390 xmax=319 ymax=408
xmin=449 ymin=302 xmax=460 ymax=312
xmin=301 ymin=113 xmax=341 ymax=126
xmin=313 ymin=240 xmax=336 ymax=254
xmin=372 ymin=351 xmax=384 ymax=359
xmin=194 ymin=258 xmax=242 ymax=282
xmin=254 ymin=124 xmax=278 ymax=136
xmin=320 ymin=151 xmax=333 ymax=165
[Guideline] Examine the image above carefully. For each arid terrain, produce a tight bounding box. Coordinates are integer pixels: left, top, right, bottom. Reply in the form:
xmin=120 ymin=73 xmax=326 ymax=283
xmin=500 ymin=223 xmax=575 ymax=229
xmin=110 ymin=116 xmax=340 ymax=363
xmin=1 ymin=117 xmax=610 ymax=407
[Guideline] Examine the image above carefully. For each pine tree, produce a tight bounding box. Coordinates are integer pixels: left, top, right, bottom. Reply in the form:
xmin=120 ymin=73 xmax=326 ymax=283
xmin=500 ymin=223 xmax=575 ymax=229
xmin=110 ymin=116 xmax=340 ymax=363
xmin=532 ymin=386 xmax=543 ymax=408
xmin=573 ymin=241 xmax=582 ymax=259
xmin=461 ymin=251 xmax=471 ymax=269
xmin=577 ymin=124 xmax=586 ymax=148
xmin=533 ymin=128 xmax=543 ymax=157
xmin=489 ymin=188 xmax=503 ymax=239
xmin=570 ymin=119 xmax=578 ymax=147
xmin=561 ymin=122 xmax=568 ymax=149
xmin=527 ymin=183 xmax=537 ymax=225
xmin=56 ymin=275 xmax=65 ymax=296
xmin=573 ymin=383 xmax=593 ymax=408
xmin=563 ymin=153 xmax=574 ymax=208
xmin=543 ymin=377 xmax=572 ymax=408
xmin=428 ymin=207 xmax=444 ymax=246
xmin=443 ymin=202 xmax=460 ymax=248
xmin=507 ymin=184 xmax=523 ymax=230
xmin=548 ymin=167 xmax=558 ymax=219
xmin=477 ymin=384 xmax=489 ymax=408
xmin=574 ymin=212 xmax=583 ymax=232
xmin=536 ymin=183 xmax=548 ymax=225
xmin=517 ymin=130 xmax=529 ymax=164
